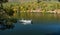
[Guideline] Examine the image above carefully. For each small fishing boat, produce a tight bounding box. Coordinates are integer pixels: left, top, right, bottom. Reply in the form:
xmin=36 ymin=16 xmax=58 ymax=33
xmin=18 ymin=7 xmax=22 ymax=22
xmin=19 ymin=19 xmax=32 ymax=23
xmin=18 ymin=19 xmax=32 ymax=25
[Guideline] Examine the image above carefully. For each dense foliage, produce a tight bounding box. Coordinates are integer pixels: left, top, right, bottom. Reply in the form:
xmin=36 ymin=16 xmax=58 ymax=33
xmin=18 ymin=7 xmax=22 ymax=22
xmin=0 ymin=0 xmax=8 ymax=3
xmin=2 ymin=1 xmax=60 ymax=13
xmin=0 ymin=0 xmax=17 ymax=25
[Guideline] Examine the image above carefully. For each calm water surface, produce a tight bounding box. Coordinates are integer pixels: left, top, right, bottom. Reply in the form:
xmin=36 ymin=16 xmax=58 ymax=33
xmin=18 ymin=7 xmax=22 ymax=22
xmin=0 ymin=13 xmax=60 ymax=35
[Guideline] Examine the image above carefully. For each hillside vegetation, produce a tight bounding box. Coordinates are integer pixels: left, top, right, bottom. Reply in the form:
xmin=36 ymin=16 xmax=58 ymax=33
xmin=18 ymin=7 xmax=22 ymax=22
xmin=2 ymin=1 xmax=60 ymax=14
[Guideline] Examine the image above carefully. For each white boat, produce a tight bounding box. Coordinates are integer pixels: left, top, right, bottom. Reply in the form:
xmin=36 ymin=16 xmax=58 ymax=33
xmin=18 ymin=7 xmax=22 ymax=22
xmin=19 ymin=20 xmax=32 ymax=23
xmin=18 ymin=19 xmax=32 ymax=25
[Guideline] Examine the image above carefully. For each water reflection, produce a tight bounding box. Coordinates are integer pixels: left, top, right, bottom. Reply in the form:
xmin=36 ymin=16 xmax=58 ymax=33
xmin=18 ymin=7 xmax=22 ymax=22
xmin=0 ymin=24 xmax=14 ymax=31
xmin=0 ymin=13 xmax=60 ymax=35
xmin=15 ymin=12 xmax=60 ymax=23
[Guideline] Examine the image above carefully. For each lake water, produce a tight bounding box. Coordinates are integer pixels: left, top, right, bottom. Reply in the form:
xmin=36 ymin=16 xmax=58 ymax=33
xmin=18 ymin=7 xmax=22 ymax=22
xmin=0 ymin=13 xmax=60 ymax=35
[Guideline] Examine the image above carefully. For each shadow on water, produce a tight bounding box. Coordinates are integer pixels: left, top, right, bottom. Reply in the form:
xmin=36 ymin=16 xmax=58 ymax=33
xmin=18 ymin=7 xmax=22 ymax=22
xmin=0 ymin=17 xmax=17 ymax=31
xmin=0 ymin=23 xmax=15 ymax=31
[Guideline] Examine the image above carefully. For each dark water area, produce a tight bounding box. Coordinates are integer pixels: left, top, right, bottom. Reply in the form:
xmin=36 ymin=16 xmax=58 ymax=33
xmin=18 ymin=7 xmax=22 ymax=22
xmin=0 ymin=13 xmax=60 ymax=35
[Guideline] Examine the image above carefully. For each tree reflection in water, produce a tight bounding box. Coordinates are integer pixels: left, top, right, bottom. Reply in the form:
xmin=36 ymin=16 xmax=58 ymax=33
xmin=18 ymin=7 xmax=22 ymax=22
xmin=0 ymin=23 xmax=15 ymax=31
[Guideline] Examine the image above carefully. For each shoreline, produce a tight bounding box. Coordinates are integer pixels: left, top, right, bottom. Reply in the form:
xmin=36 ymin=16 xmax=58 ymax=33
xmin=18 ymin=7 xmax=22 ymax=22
xmin=19 ymin=9 xmax=60 ymax=14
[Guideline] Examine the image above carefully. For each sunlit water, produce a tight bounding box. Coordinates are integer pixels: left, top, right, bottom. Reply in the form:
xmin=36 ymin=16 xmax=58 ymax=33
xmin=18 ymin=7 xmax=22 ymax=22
xmin=0 ymin=13 xmax=60 ymax=35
